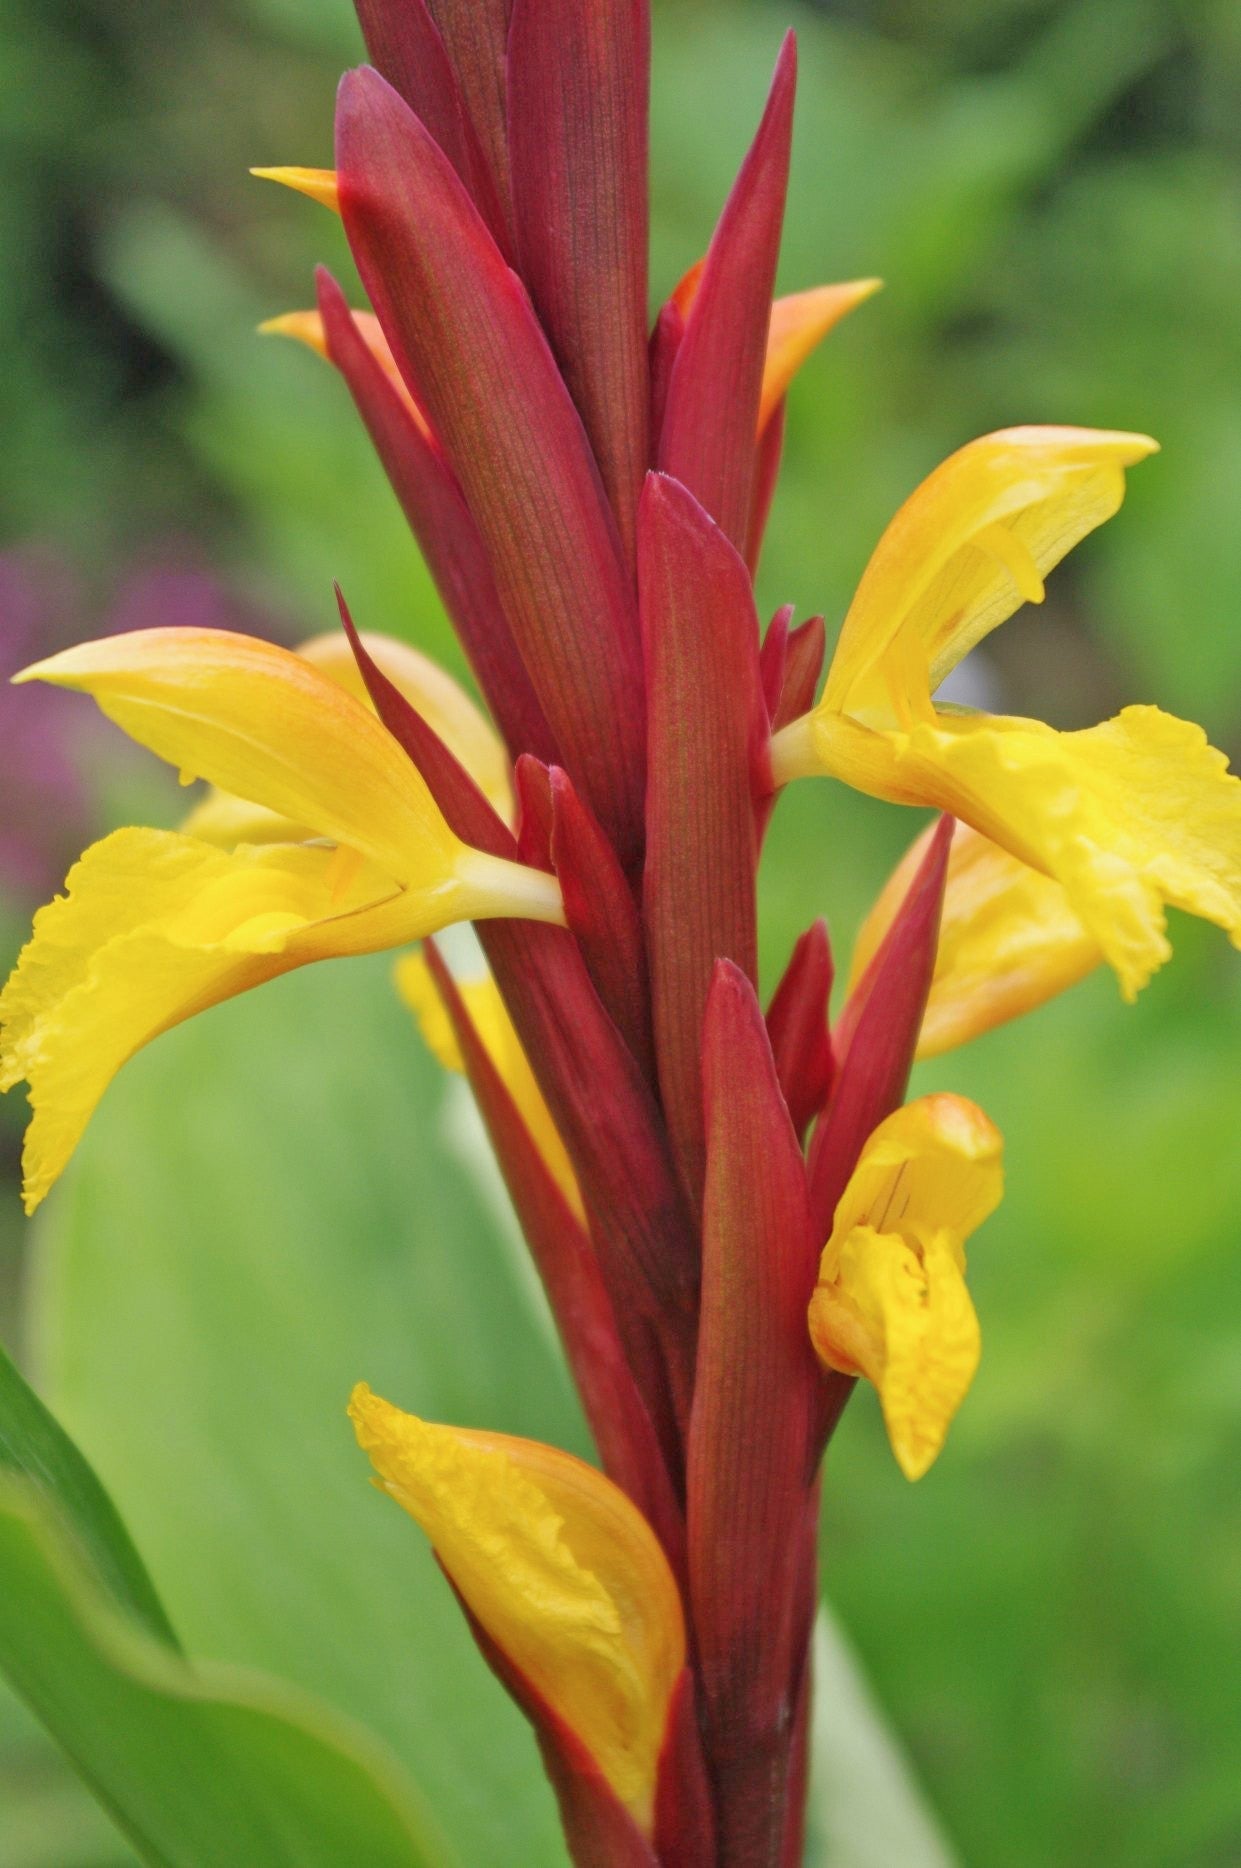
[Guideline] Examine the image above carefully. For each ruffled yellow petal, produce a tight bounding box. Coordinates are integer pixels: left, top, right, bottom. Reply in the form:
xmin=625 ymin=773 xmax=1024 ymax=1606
xmin=792 ymin=703 xmax=1241 ymax=1001
xmin=851 ymin=821 xmax=1101 ymax=1058
xmin=395 ymin=953 xmax=585 ymax=1225
xmin=259 ymin=311 xmax=432 ymax=439
xmin=0 ymin=829 xmax=459 ymax=1213
xmin=349 ymin=1385 xmax=684 ymax=1830
xmin=821 ymin=425 xmax=1157 ymax=722
xmin=250 ymin=165 xmax=340 ymax=213
xmin=808 ymin=1094 xmax=1002 ymax=1479
xmin=758 ymin=279 xmax=882 ymax=433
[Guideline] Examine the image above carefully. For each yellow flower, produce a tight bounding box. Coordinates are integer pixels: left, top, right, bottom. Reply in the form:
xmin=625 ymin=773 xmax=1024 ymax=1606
xmin=0 ymin=627 xmax=562 ymax=1212
xmin=395 ymin=951 xmax=585 ymax=1225
xmin=349 ymin=1384 xmax=684 ymax=1832
xmin=771 ymin=426 xmax=1241 ymax=1001
xmin=851 ymin=820 xmax=1101 ymax=1059
xmin=183 ymin=627 xmax=514 ymax=843
xmin=808 ymin=1094 xmax=1003 ymax=1479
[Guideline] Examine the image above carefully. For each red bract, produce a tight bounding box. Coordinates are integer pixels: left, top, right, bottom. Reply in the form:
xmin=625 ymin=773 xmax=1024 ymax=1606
xmin=290 ymin=5 xmax=918 ymax=1859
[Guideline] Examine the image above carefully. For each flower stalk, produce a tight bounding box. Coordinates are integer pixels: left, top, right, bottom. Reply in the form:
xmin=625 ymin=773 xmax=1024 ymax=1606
xmin=3 ymin=1 xmax=1240 ymax=1861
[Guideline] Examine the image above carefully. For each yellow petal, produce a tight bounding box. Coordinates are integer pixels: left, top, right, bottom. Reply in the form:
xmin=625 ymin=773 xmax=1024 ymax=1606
xmin=250 ymin=166 xmax=340 ymax=213
xmin=821 ymin=426 xmax=1158 ymax=722
xmin=16 ymin=627 xmax=464 ymax=887
xmin=810 ymin=1224 xmax=981 ymax=1480
xmin=758 ymin=279 xmax=882 ymax=433
xmin=349 ymin=1385 xmax=684 ymax=1830
xmin=825 ymin=1092 xmax=1004 ymax=1253
xmin=0 ymin=830 xmax=437 ymax=1213
xmin=297 ymin=631 xmax=513 ymax=823
xmin=395 ymin=953 xmax=585 ymax=1225
xmin=259 ymin=310 xmax=432 ymax=440
xmin=808 ymin=1093 xmax=1002 ymax=1479
xmin=851 ymin=821 xmax=1101 ymax=1058
xmin=798 ymin=703 xmax=1241 ymax=1001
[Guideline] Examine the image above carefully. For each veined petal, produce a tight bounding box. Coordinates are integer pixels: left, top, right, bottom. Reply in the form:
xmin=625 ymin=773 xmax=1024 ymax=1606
xmin=851 ymin=821 xmax=1101 ymax=1058
xmin=395 ymin=951 xmax=584 ymax=1225
xmin=250 ymin=165 xmax=340 ymax=213
xmin=808 ymin=1094 xmax=1002 ymax=1478
xmin=821 ymin=426 xmax=1158 ymax=721
xmin=16 ymin=627 xmax=464 ymax=886
xmin=349 ymin=1385 xmax=685 ymax=1831
xmin=0 ymin=830 xmax=444 ymax=1214
xmin=259 ymin=308 xmax=432 ymax=440
xmin=757 ymin=279 xmax=881 ymax=434
xmin=792 ymin=703 xmax=1241 ymax=1001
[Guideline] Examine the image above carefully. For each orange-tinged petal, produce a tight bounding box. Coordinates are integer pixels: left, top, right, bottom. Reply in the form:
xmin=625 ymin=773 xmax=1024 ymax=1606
xmin=395 ymin=951 xmax=585 ymax=1225
xmin=819 ymin=425 xmax=1157 ymax=721
xmin=349 ymin=1384 xmax=684 ymax=1831
xmin=809 ymin=1093 xmax=1002 ymax=1479
xmin=851 ymin=821 xmax=1101 ymax=1058
xmin=259 ymin=309 xmax=432 ymax=440
xmin=667 ymin=263 xmax=880 ymax=436
xmin=757 ymin=278 xmax=881 ymax=433
xmin=250 ymin=165 xmax=340 ymax=213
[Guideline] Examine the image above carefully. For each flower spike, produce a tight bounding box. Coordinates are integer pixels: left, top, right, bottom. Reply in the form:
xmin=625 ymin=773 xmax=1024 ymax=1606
xmin=808 ymin=1095 xmax=1003 ymax=1479
xmin=349 ymin=1385 xmax=685 ymax=1833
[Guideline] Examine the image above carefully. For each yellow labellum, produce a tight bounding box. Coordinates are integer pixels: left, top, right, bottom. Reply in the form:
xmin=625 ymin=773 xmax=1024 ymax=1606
xmin=349 ymin=1385 xmax=684 ymax=1830
xmin=395 ymin=953 xmax=585 ymax=1225
xmin=183 ymin=630 xmax=513 ymax=844
xmin=808 ymin=1095 xmax=1003 ymax=1480
xmin=3 ymin=628 xmax=563 ymax=1209
xmin=772 ymin=427 xmax=1241 ymax=1000
xmin=250 ymin=165 xmax=340 ymax=213
xmin=852 ymin=821 xmax=1101 ymax=1057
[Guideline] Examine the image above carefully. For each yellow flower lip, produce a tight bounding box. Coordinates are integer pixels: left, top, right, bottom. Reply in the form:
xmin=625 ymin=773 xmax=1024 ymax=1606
xmin=349 ymin=1384 xmax=684 ymax=1831
xmin=821 ymin=423 xmax=1159 ymax=720
xmin=249 ymin=165 xmax=340 ymax=213
xmin=809 ymin=1094 xmax=1003 ymax=1479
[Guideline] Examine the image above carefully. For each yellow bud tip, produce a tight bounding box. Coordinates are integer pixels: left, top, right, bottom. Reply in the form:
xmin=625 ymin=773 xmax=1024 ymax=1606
xmin=257 ymin=311 xmax=329 ymax=361
xmin=249 ymin=166 xmax=340 ymax=214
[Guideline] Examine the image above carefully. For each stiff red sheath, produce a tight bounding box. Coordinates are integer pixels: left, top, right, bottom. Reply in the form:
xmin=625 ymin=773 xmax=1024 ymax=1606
xmin=420 ymin=0 xmax=513 ymax=242
xmin=766 ymin=919 xmax=835 ymax=1140
xmin=807 ymin=813 xmax=953 ymax=1243
xmin=508 ymin=0 xmax=651 ymax=565
xmin=640 ymin=473 xmax=765 ymax=1213
xmin=317 ymin=268 xmax=556 ymax=765
xmin=337 ymin=68 xmax=647 ymax=865
xmin=687 ymin=962 xmax=818 ymax=1861
xmin=657 ymin=35 xmax=796 ymax=551
xmin=549 ymin=766 xmax=655 ymax=1082
xmin=423 ymin=940 xmax=682 ymax=1565
xmin=350 ymin=0 xmax=509 ymax=249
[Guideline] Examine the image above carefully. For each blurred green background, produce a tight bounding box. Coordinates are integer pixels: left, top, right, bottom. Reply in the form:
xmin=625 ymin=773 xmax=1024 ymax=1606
xmin=1 ymin=0 xmax=1239 ymax=1863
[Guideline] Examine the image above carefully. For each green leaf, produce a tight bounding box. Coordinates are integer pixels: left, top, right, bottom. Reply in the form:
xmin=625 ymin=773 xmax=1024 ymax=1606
xmin=30 ymin=957 xmax=580 ymax=1865
xmin=0 ymin=1337 xmax=174 ymax=1646
xmin=0 ymin=1474 xmax=445 ymax=1867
